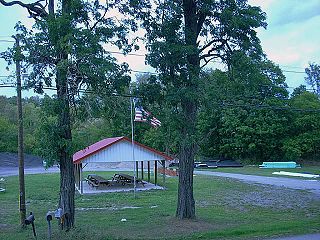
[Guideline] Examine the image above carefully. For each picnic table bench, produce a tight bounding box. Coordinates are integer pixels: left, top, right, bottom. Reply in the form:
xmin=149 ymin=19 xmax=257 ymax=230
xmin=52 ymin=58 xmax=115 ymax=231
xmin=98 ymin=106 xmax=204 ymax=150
xmin=112 ymin=173 xmax=145 ymax=186
xmin=85 ymin=174 xmax=110 ymax=188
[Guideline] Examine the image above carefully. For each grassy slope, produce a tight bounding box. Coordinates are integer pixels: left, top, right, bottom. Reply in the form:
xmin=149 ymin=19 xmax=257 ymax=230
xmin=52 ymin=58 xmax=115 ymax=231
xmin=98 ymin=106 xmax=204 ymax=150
xmin=0 ymin=171 xmax=319 ymax=240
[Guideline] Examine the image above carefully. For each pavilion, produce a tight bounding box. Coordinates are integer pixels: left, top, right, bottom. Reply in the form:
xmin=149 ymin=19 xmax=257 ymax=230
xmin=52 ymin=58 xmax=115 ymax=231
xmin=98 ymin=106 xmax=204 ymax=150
xmin=73 ymin=136 xmax=173 ymax=194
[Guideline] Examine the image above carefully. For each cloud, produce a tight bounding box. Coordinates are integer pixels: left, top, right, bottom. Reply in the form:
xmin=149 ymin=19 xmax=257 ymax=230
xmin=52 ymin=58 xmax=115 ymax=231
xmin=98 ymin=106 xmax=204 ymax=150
xmin=266 ymin=0 xmax=320 ymax=27
xmin=248 ymin=0 xmax=276 ymax=11
xmin=250 ymin=0 xmax=320 ymax=89
xmin=259 ymin=14 xmax=320 ymax=65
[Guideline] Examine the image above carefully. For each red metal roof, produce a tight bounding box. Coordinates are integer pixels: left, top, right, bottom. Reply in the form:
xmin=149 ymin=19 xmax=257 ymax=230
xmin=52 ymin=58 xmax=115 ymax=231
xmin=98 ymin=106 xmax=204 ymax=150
xmin=73 ymin=136 xmax=173 ymax=164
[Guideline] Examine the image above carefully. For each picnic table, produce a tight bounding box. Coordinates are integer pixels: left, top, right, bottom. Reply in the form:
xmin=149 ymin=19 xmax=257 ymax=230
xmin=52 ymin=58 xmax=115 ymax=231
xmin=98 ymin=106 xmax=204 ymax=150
xmin=85 ymin=174 xmax=110 ymax=188
xmin=112 ymin=173 xmax=145 ymax=186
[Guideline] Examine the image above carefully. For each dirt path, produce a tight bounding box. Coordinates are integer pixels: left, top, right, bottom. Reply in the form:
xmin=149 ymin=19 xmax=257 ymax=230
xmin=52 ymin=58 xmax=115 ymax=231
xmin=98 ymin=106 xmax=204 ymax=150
xmin=195 ymin=171 xmax=320 ymax=196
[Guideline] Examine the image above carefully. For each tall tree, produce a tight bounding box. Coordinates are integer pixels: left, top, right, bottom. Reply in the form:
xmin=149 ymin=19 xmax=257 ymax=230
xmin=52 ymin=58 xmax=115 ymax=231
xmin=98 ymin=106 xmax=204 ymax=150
xmin=198 ymin=55 xmax=289 ymax=162
xmin=1 ymin=0 xmax=131 ymax=229
xmin=284 ymin=90 xmax=320 ymax=161
xmin=305 ymin=63 xmax=320 ymax=96
xmin=125 ymin=0 xmax=267 ymax=218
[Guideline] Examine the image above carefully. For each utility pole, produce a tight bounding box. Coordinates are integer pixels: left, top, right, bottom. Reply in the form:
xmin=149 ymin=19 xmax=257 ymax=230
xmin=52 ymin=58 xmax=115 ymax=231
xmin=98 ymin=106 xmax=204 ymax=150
xmin=14 ymin=35 xmax=26 ymax=227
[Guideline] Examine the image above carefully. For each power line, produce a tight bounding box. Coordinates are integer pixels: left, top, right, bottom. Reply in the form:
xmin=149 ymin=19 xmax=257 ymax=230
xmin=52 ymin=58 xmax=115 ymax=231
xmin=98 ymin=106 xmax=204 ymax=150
xmin=0 ymin=39 xmax=147 ymax=56
xmin=258 ymin=84 xmax=314 ymax=92
xmin=131 ymin=70 xmax=156 ymax=75
xmin=0 ymin=84 xmax=319 ymax=112
xmin=279 ymin=65 xmax=305 ymax=70
xmin=0 ymin=76 xmax=14 ymax=78
xmin=0 ymin=40 xmax=15 ymax=43
xmin=0 ymin=44 xmax=312 ymax=76
xmin=108 ymin=51 xmax=146 ymax=57
xmin=0 ymin=85 xmax=139 ymax=98
xmin=0 ymin=36 xmax=314 ymax=73
xmin=282 ymin=70 xmax=305 ymax=74
xmin=0 ymin=74 xmax=315 ymax=91
xmin=220 ymin=102 xmax=320 ymax=113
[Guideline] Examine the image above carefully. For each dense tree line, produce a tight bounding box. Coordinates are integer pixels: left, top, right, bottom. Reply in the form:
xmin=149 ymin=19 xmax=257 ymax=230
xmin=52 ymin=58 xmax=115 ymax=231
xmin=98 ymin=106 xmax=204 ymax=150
xmin=1 ymin=66 xmax=319 ymax=163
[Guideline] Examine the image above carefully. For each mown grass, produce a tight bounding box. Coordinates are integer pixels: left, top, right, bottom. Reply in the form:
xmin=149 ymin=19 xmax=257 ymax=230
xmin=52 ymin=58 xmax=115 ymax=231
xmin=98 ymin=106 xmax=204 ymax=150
xmin=0 ymin=171 xmax=319 ymax=240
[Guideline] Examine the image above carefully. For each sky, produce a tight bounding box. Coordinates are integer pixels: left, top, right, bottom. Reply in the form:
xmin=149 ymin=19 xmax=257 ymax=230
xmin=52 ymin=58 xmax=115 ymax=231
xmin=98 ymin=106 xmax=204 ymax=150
xmin=0 ymin=0 xmax=320 ymax=97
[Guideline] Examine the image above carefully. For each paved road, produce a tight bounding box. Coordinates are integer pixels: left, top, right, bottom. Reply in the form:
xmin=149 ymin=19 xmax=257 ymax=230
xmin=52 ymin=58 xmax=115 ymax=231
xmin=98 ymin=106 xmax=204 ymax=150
xmin=0 ymin=166 xmax=134 ymax=177
xmin=269 ymin=233 xmax=320 ymax=240
xmin=195 ymin=171 xmax=320 ymax=196
xmin=0 ymin=166 xmax=60 ymax=177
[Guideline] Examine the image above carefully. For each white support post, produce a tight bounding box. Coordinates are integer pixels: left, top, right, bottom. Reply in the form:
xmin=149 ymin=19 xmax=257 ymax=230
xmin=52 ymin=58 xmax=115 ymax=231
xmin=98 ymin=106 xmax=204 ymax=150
xmin=130 ymin=88 xmax=136 ymax=197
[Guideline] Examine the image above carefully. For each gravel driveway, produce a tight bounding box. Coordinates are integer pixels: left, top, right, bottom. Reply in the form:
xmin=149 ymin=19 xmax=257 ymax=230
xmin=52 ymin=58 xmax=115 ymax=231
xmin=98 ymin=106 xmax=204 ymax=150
xmin=195 ymin=171 xmax=320 ymax=196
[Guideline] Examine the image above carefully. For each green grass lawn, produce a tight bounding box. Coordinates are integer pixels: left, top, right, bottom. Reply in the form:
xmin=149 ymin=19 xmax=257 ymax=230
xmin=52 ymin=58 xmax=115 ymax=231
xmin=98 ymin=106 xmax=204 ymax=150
xmin=197 ymin=165 xmax=320 ymax=178
xmin=0 ymin=171 xmax=319 ymax=240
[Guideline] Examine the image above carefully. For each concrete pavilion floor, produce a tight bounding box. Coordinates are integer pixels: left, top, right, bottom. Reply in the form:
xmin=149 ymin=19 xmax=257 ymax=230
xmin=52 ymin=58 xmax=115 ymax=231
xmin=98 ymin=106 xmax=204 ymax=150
xmin=78 ymin=180 xmax=164 ymax=194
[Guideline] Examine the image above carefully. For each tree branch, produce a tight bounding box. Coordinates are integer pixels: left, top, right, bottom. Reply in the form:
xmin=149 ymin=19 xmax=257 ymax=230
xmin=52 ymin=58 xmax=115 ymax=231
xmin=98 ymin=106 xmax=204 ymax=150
xmin=199 ymin=39 xmax=224 ymax=53
xmin=196 ymin=11 xmax=207 ymax=37
xmin=199 ymin=45 xmax=224 ymax=60
xmin=90 ymin=8 xmax=108 ymax=31
xmin=200 ymin=54 xmax=221 ymax=69
xmin=0 ymin=0 xmax=48 ymax=18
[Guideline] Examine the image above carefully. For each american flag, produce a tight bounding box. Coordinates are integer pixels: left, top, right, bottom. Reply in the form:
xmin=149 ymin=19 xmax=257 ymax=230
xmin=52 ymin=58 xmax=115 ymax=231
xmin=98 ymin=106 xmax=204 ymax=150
xmin=134 ymin=106 xmax=161 ymax=128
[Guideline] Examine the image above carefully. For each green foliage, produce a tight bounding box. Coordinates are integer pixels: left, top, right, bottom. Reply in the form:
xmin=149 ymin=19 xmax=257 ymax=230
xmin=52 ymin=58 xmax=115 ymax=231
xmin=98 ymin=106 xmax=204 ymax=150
xmin=71 ymin=92 xmax=132 ymax=151
xmin=12 ymin=0 xmax=133 ymax=96
xmin=0 ymin=97 xmax=17 ymax=152
xmin=34 ymin=105 xmax=60 ymax=165
xmin=197 ymin=56 xmax=290 ymax=162
xmin=305 ymin=63 xmax=320 ymax=95
xmin=283 ymin=91 xmax=320 ymax=161
xmin=0 ymin=116 xmax=17 ymax=152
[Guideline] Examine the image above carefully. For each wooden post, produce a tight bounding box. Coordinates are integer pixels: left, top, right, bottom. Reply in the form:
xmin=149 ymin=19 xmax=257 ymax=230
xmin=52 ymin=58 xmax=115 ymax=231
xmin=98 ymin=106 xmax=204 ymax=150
xmin=141 ymin=161 xmax=144 ymax=180
xmin=154 ymin=160 xmax=157 ymax=185
xmin=15 ymin=35 xmax=26 ymax=227
xmin=147 ymin=161 xmax=150 ymax=182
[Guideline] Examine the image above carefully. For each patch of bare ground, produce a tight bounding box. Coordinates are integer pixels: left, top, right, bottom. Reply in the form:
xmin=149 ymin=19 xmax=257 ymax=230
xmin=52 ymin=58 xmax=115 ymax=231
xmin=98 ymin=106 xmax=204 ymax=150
xmin=0 ymin=223 xmax=9 ymax=230
xmin=222 ymin=184 xmax=320 ymax=212
xmin=107 ymin=217 xmax=220 ymax=239
xmin=0 ymin=223 xmax=16 ymax=233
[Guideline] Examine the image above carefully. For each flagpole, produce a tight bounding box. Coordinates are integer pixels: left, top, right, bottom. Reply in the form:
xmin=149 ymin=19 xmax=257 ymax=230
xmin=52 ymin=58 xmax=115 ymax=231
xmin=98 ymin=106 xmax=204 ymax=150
xmin=130 ymin=88 xmax=137 ymax=197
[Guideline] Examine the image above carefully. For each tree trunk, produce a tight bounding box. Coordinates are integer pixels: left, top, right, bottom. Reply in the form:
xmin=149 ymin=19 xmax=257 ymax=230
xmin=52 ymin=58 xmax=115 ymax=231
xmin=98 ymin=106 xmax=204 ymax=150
xmin=176 ymin=100 xmax=197 ymax=219
xmin=55 ymin=0 xmax=74 ymax=230
xmin=58 ymin=144 xmax=75 ymax=230
xmin=56 ymin=63 xmax=75 ymax=230
xmin=176 ymin=0 xmax=200 ymax=219
xmin=176 ymin=138 xmax=196 ymax=219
